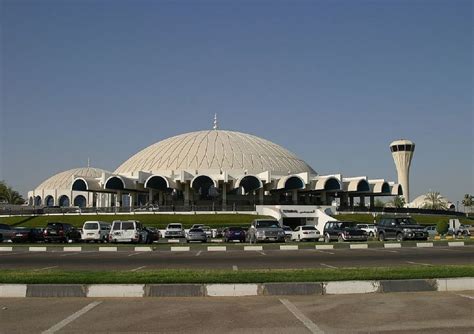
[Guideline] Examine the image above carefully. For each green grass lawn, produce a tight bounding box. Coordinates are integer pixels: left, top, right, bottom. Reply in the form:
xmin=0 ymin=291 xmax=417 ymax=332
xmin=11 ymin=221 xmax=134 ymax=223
xmin=0 ymin=214 xmax=268 ymax=229
xmin=0 ymin=265 xmax=472 ymax=284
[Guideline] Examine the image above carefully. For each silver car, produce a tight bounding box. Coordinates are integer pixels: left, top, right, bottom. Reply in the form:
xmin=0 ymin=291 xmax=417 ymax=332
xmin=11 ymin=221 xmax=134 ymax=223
xmin=247 ymin=219 xmax=285 ymax=243
xmin=186 ymin=228 xmax=207 ymax=243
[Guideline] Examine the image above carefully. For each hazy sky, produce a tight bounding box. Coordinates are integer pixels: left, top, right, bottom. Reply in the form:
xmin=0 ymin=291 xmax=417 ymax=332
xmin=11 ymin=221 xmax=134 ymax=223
xmin=1 ymin=0 xmax=472 ymax=205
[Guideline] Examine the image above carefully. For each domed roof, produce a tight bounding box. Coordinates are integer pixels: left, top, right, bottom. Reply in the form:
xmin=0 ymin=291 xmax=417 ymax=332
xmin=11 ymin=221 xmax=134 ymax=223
xmin=35 ymin=167 xmax=109 ymax=191
xmin=410 ymin=193 xmax=453 ymax=209
xmin=114 ymin=130 xmax=316 ymax=176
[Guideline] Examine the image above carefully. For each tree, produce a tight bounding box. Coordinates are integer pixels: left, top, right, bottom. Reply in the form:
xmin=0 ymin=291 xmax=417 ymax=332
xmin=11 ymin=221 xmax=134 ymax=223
xmin=374 ymin=199 xmax=385 ymax=208
xmin=0 ymin=181 xmax=25 ymax=205
xmin=390 ymin=196 xmax=405 ymax=208
xmin=462 ymin=194 xmax=473 ymax=213
xmin=422 ymin=191 xmax=447 ymax=210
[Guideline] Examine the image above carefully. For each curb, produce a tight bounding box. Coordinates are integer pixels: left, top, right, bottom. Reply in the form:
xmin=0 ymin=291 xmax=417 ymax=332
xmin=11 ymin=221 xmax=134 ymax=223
xmin=1 ymin=278 xmax=472 ymax=298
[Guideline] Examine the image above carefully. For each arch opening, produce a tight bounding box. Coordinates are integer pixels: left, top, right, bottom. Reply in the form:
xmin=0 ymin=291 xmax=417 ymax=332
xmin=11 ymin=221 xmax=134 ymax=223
xmin=145 ymin=176 xmax=169 ymax=191
xmin=324 ymin=178 xmax=341 ymax=191
xmin=191 ymin=175 xmax=217 ymax=198
xmin=59 ymin=195 xmax=70 ymax=207
xmin=238 ymin=176 xmax=262 ymax=194
xmin=45 ymin=195 xmax=54 ymax=207
xmin=73 ymin=195 xmax=87 ymax=208
xmin=381 ymin=182 xmax=390 ymax=194
xmin=357 ymin=180 xmax=370 ymax=192
xmin=72 ymin=179 xmax=88 ymax=191
xmin=284 ymin=176 xmax=305 ymax=190
xmin=34 ymin=196 xmax=42 ymax=206
xmin=105 ymin=176 xmax=125 ymax=190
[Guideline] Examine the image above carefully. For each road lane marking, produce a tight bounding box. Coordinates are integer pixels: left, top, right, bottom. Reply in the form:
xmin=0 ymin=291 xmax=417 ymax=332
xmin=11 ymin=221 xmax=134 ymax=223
xmin=280 ymin=298 xmax=324 ymax=334
xmin=195 ymin=251 xmax=202 ymax=257
xmin=130 ymin=266 xmax=146 ymax=272
xmin=315 ymin=250 xmax=335 ymax=255
xmin=406 ymin=261 xmax=432 ymax=266
xmin=456 ymin=294 xmax=474 ymax=300
xmin=33 ymin=266 xmax=58 ymax=271
xmin=0 ymin=252 xmax=26 ymax=256
xmin=258 ymin=251 xmax=266 ymax=256
xmin=41 ymin=301 xmax=102 ymax=334
xmin=320 ymin=263 xmax=337 ymax=269
xmin=60 ymin=252 xmax=80 ymax=257
xmin=127 ymin=252 xmax=142 ymax=257
xmin=233 ymin=265 xmax=238 ymax=271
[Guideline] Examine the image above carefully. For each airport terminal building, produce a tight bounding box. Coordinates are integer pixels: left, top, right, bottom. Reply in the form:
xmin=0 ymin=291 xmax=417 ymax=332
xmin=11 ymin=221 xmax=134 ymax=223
xmin=27 ymin=127 xmax=403 ymax=217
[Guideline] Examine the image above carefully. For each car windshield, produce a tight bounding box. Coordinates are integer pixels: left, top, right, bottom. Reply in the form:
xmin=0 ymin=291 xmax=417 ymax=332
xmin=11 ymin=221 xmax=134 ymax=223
xmin=357 ymin=224 xmax=367 ymax=228
xmin=47 ymin=223 xmax=62 ymax=228
xmin=301 ymin=226 xmax=316 ymax=230
xmin=189 ymin=228 xmax=203 ymax=233
xmin=255 ymin=221 xmax=280 ymax=228
xmin=283 ymin=226 xmax=291 ymax=231
xmin=168 ymin=224 xmax=182 ymax=229
xmin=397 ymin=218 xmax=417 ymax=225
xmin=229 ymin=227 xmax=243 ymax=231
xmin=339 ymin=222 xmax=358 ymax=228
xmin=84 ymin=223 xmax=98 ymax=230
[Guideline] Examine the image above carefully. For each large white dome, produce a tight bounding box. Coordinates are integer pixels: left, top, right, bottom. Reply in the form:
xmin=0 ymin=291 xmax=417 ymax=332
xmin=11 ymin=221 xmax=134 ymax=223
xmin=114 ymin=130 xmax=316 ymax=176
xmin=35 ymin=167 xmax=110 ymax=191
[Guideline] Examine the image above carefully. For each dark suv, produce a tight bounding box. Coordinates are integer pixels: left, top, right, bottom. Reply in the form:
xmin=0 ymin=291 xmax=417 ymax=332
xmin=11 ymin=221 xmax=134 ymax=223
xmin=376 ymin=217 xmax=428 ymax=242
xmin=323 ymin=221 xmax=368 ymax=242
xmin=43 ymin=222 xmax=82 ymax=243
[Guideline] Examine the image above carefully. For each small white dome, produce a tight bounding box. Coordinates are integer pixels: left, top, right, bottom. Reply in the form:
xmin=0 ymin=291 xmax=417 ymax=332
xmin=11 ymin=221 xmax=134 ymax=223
xmin=35 ymin=167 xmax=110 ymax=191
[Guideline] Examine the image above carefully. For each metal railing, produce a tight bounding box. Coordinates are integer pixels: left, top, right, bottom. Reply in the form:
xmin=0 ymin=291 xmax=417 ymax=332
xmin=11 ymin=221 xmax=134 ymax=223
xmin=336 ymin=206 xmax=467 ymax=217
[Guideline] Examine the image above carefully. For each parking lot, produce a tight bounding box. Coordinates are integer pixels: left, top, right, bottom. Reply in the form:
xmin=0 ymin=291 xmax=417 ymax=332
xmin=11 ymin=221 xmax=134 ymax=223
xmin=1 ymin=291 xmax=473 ymax=333
xmin=0 ymin=246 xmax=473 ymax=271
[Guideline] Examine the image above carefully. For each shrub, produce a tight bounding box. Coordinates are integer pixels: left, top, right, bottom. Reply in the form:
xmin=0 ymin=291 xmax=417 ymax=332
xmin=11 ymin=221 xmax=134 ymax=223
xmin=436 ymin=221 xmax=449 ymax=235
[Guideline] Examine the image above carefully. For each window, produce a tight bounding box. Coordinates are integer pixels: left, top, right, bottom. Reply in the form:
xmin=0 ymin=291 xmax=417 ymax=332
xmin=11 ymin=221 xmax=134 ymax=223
xmin=398 ymin=145 xmax=405 ymax=151
xmin=391 ymin=146 xmax=398 ymax=152
xmin=302 ymin=226 xmax=316 ymax=230
xmin=122 ymin=222 xmax=135 ymax=230
xmin=84 ymin=223 xmax=99 ymax=230
xmin=255 ymin=220 xmax=280 ymax=228
xmin=405 ymin=144 xmax=412 ymax=151
xmin=112 ymin=223 xmax=121 ymax=230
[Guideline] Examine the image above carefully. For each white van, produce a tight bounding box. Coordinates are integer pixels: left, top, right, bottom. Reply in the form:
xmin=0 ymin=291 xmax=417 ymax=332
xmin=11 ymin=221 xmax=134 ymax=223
xmin=109 ymin=220 xmax=147 ymax=243
xmin=81 ymin=221 xmax=111 ymax=243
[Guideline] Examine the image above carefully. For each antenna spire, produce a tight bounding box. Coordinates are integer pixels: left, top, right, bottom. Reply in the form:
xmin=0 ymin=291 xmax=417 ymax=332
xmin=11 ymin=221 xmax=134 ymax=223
xmin=87 ymin=157 xmax=90 ymax=168
xmin=213 ymin=113 xmax=218 ymax=130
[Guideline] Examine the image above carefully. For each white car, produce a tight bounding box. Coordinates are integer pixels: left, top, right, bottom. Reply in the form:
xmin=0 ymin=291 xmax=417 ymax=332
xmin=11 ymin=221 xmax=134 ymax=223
xmin=81 ymin=221 xmax=111 ymax=243
xmin=356 ymin=224 xmax=376 ymax=237
xmin=164 ymin=223 xmax=185 ymax=238
xmin=109 ymin=220 xmax=147 ymax=243
xmin=291 ymin=225 xmax=321 ymax=242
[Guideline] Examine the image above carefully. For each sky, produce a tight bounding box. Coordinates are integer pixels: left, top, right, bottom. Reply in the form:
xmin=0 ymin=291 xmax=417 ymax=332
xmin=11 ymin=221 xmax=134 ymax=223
xmin=0 ymin=0 xmax=472 ymax=206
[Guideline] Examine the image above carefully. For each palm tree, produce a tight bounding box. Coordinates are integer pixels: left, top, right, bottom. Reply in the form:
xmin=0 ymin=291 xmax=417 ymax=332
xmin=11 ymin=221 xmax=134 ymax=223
xmin=462 ymin=194 xmax=473 ymax=213
xmin=422 ymin=191 xmax=447 ymax=210
xmin=389 ymin=196 xmax=405 ymax=208
xmin=0 ymin=181 xmax=25 ymax=205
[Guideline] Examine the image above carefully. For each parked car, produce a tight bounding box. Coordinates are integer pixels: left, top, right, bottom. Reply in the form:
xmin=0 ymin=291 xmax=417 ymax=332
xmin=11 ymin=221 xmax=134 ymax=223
xmin=143 ymin=227 xmax=160 ymax=243
xmin=202 ymin=226 xmax=212 ymax=239
xmin=247 ymin=219 xmax=285 ymax=243
xmin=424 ymin=225 xmax=438 ymax=238
xmin=11 ymin=227 xmax=44 ymax=243
xmin=356 ymin=224 xmax=376 ymax=237
xmin=0 ymin=224 xmax=16 ymax=242
xmin=43 ymin=222 xmax=82 ymax=243
xmin=291 ymin=225 xmax=321 ymax=242
xmin=323 ymin=221 xmax=368 ymax=243
xmin=109 ymin=220 xmax=148 ymax=243
xmin=164 ymin=223 xmax=185 ymax=238
xmin=376 ymin=216 xmax=428 ymax=242
xmin=448 ymin=224 xmax=471 ymax=237
xmin=81 ymin=221 xmax=111 ymax=243
xmin=186 ymin=228 xmax=207 ymax=243
xmin=223 ymin=227 xmax=246 ymax=243
xmin=282 ymin=226 xmax=292 ymax=241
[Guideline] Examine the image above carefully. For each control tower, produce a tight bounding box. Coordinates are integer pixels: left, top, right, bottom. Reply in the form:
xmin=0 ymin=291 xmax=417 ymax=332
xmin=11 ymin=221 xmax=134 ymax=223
xmin=390 ymin=139 xmax=415 ymax=203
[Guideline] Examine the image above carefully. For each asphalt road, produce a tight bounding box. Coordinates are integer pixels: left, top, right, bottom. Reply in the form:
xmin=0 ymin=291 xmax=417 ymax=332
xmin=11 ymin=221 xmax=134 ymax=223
xmin=0 ymin=246 xmax=473 ymax=271
xmin=1 ymin=292 xmax=473 ymax=333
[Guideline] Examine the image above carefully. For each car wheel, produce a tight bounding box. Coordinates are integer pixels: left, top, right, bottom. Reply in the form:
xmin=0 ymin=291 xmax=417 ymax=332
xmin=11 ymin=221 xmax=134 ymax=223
xmin=324 ymin=234 xmax=330 ymax=243
xmin=396 ymin=233 xmax=404 ymax=242
xmin=369 ymin=232 xmax=374 ymax=237
xmin=378 ymin=233 xmax=385 ymax=242
xmin=338 ymin=235 xmax=344 ymax=243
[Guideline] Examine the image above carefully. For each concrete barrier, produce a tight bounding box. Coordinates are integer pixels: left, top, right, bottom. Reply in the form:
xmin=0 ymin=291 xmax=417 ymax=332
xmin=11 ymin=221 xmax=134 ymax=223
xmin=167 ymin=239 xmax=181 ymax=243
xmin=170 ymin=246 xmax=190 ymax=251
xmin=146 ymin=284 xmax=204 ymax=297
xmin=325 ymin=281 xmax=380 ymax=294
xmin=380 ymin=279 xmax=436 ymax=293
xmin=437 ymin=278 xmax=474 ymax=292
xmin=384 ymin=243 xmax=401 ymax=248
xmin=280 ymin=245 xmax=298 ymax=250
xmin=315 ymin=245 xmax=334 ymax=250
xmin=206 ymin=284 xmax=259 ymax=297
xmin=27 ymin=284 xmax=86 ymax=297
xmin=416 ymin=242 xmax=433 ymax=248
xmin=134 ymin=247 xmax=153 ymax=252
xmin=244 ymin=246 xmax=263 ymax=251
xmin=99 ymin=247 xmax=117 ymax=252
xmin=87 ymin=284 xmax=144 ymax=297
xmin=29 ymin=247 xmax=47 ymax=252
xmin=0 ymin=284 xmax=27 ymax=297
xmin=0 ymin=246 xmax=13 ymax=251
xmin=262 ymin=283 xmax=323 ymax=295
xmin=448 ymin=242 xmax=464 ymax=247
xmin=63 ymin=247 xmax=82 ymax=252
xmin=207 ymin=246 xmax=226 ymax=251
xmin=350 ymin=244 xmax=368 ymax=249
